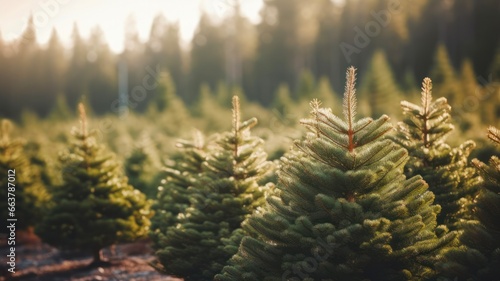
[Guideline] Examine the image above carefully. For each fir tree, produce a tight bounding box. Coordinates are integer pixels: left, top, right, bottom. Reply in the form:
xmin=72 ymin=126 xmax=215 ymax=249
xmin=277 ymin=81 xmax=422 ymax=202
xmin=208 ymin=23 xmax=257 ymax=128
xmin=359 ymin=50 xmax=403 ymax=119
xmin=439 ymin=126 xmax=500 ymax=280
xmin=391 ymin=77 xmax=480 ymax=229
xmin=124 ymin=139 xmax=157 ymax=198
xmin=193 ymin=84 xmax=231 ymax=131
xmin=316 ymin=77 xmax=340 ymax=115
xmin=36 ymin=104 xmax=151 ymax=264
xmin=272 ymin=83 xmax=295 ymax=116
xmin=150 ymin=72 xmax=191 ymax=134
xmin=429 ymin=44 xmax=463 ymax=108
xmin=152 ymin=96 xmax=273 ymax=281
xmin=217 ymin=67 xmax=456 ymax=281
xmin=153 ymin=71 xmax=178 ymax=112
xmin=150 ymin=130 xmax=209 ymax=244
xmin=48 ymin=93 xmax=73 ymax=121
xmin=297 ymin=69 xmax=316 ymax=101
xmin=216 ymin=82 xmax=232 ymax=107
xmin=0 ymin=119 xmax=49 ymax=233
xmin=458 ymin=59 xmax=481 ymax=132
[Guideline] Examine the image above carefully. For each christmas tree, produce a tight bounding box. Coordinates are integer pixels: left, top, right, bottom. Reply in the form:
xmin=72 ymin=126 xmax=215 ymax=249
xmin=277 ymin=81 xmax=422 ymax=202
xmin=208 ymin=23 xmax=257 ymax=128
xmin=150 ymin=130 xmax=210 ymax=246
xmin=48 ymin=93 xmax=73 ymax=121
xmin=272 ymin=83 xmax=295 ymax=116
xmin=124 ymin=138 xmax=157 ymax=198
xmin=193 ymin=83 xmax=231 ymax=131
xmin=36 ymin=104 xmax=151 ymax=264
xmin=150 ymin=72 xmax=191 ymax=135
xmin=297 ymin=69 xmax=316 ymax=101
xmin=0 ymin=119 xmax=49 ymax=233
xmin=359 ymin=50 xmax=403 ymax=119
xmin=316 ymin=77 xmax=341 ymax=115
xmin=429 ymin=44 xmax=463 ymax=109
xmin=391 ymin=77 xmax=480 ymax=229
xmin=217 ymin=67 xmax=456 ymax=281
xmin=152 ymin=96 xmax=273 ymax=281
xmin=457 ymin=59 xmax=481 ymax=132
xmin=439 ymin=126 xmax=500 ymax=280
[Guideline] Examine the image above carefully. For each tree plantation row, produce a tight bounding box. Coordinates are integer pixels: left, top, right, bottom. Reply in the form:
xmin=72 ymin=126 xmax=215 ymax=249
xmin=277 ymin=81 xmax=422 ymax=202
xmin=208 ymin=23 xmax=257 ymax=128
xmin=1 ymin=67 xmax=500 ymax=281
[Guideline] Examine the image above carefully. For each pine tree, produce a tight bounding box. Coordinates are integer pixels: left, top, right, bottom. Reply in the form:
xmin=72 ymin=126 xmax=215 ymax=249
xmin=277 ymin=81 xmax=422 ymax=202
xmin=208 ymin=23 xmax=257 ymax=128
xmin=359 ymin=50 xmax=403 ymax=119
xmin=36 ymin=104 xmax=151 ymax=264
xmin=124 ymin=141 xmax=156 ymax=198
xmin=150 ymin=130 xmax=209 ymax=244
xmin=152 ymin=97 xmax=273 ymax=281
xmin=391 ymin=77 xmax=480 ymax=229
xmin=0 ymin=119 xmax=49 ymax=233
xmin=297 ymin=69 xmax=316 ymax=101
xmin=48 ymin=93 xmax=73 ymax=121
xmin=439 ymin=126 xmax=500 ymax=280
xmin=216 ymin=82 xmax=232 ymax=108
xmin=217 ymin=67 xmax=456 ymax=281
xmin=151 ymin=72 xmax=191 ymax=134
xmin=429 ymin=44 xmax=463 ymax=109
xmin=193 ymin=84 xmax=231 ymax=131
xmin=457 ymin=59 xmax=481 ymax=132
xmin=316 ymin=77 xmax=341 ymax=115
xmin=272 ymin=83 xmax=295 ymax=116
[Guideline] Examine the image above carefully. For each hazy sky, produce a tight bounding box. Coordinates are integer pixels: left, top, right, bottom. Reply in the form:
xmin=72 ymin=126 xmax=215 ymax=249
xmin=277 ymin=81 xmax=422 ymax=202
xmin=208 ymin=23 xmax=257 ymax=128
xmin=0 ymin=0 xmax=263 ymax=52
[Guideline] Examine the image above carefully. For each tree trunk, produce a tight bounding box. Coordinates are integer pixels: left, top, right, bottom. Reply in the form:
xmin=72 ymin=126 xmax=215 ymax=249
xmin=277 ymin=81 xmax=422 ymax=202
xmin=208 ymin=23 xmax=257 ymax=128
xmin=92 ymin=248 xmax=103 ymax=264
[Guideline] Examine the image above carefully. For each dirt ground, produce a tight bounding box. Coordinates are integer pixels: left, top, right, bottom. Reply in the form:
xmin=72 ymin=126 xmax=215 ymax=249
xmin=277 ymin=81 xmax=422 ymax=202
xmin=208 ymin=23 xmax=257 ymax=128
xmin=0 ymin=231 xmax=182 ymax=281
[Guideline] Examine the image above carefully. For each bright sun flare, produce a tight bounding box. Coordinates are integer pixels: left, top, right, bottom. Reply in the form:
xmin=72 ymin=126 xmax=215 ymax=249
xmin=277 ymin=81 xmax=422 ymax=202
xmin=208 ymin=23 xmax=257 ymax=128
xmin=0 ymin=0 xmax=263 ymax=52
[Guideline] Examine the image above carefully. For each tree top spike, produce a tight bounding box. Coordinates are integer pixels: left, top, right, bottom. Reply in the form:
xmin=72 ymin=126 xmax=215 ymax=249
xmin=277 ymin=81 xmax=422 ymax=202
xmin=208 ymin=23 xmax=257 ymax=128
xmin=343 ymin=66 xmax=357 ymax=131
xmin=421 ymin=77 xmax=433 ymax=115
xmin=78 ymin=103 xmax=88 ymax=137
xmin=1 ymin=119 xmax=12 ymax=142
xmin=232 ymin=95 xmax=240 ymax=131
xmin=232 ymin=95 xmax=241 ymax=157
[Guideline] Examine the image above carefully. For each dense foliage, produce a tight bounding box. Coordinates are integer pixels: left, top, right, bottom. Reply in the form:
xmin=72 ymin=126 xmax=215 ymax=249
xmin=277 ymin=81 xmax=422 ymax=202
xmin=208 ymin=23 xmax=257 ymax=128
xmin=151 ymin=97 xmax=274 ymax=281
xmin=439 ymin=126 xmax=500 ymax=280
xmin=35 ymin=104 xmax=152 ymax=263
xmin=391 ymin=77 xmax=481 ymax=229
xmin=0 ymin=120 xmax=49 ymax=233
xmin=217 ymin=68 xmax=456 ymax=281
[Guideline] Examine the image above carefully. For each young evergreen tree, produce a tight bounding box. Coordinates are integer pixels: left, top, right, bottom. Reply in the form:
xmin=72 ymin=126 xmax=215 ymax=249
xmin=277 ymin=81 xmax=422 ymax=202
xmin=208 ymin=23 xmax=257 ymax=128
xmin=150 ymin=72 xmax=191 ymax=135
xmin=316 ymin=77 xmax=341 ymax=115
xmin=217 ymin=67 xmax=456 ymax=281
xmin=152 ymin=96 xmax=273 ymax=281
xmin=193 ymin=84 xmax=231 ymax=131
xmin=429 ymin=44 xmax=463 ymax=108
xmin=439 ymin=126 xmax=500 ymax=280
xmin=48 ymin=93 xmax=73 ymax=121
xmin=297 ymin=69 xmax=317 ymax=101
xmin=150 ymin=130 xmax=209 ymax=245
xmin=272 ymin=83 xmax=295 ymax=116
xmin=391 ymin=77 xmax=480 ymax=229
xmin=457 ymin=59 xmax=481 ymax=132
xmin=124 ymin=140 xmax=157 ymax=198
xmin=36 ymin=104 xmax=151 ymax=264
xmin=359 ymin=50 xmax=403 ymax=119
xmin=0 ymin=120 xmax=49 ymax=233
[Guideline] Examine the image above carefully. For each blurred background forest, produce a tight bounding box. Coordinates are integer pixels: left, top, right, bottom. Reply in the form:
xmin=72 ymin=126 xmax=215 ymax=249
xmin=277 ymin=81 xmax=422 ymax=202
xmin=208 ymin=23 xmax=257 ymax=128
xmin=0 ymin=0 xmax=499 ymax=173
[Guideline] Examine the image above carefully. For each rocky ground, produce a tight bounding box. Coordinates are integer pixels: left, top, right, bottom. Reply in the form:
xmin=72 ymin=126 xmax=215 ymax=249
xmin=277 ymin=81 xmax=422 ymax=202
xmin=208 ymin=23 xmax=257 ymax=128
xmin=1 ymin=231 xmax=181 ymax=281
